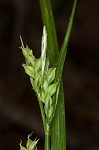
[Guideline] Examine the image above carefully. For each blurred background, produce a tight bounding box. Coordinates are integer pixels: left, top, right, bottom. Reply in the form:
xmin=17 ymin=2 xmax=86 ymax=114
xmin=0 ymin=0 xmax=99 ymax=149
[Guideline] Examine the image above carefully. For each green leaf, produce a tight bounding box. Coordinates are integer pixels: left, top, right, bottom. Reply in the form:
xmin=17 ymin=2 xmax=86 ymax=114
xmin=39 ymin=0 xmax=59 ymax=65
xmin=55 ymin=0 xmax=77 ymax=83
xmin=51 ymin=0 xmax=77 ymax=149
xmin=22 ymin=64 xmax=34 ymax=78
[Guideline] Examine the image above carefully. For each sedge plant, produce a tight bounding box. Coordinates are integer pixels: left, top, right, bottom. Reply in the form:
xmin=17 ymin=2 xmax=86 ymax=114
xmin=19 ymin=0 xmax=77 ymax=150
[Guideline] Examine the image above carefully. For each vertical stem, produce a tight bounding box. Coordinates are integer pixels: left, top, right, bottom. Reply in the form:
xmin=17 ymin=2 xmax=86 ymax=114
xmin=51 ymin=83 xmax=66 ymax=150
xmin=45 ymin=123 xmax=50 ymax=150
xmin=38 ymin=100 xmax=46 ymax=131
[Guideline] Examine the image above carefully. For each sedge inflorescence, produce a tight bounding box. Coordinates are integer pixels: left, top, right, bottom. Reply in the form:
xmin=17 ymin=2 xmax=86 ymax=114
xmin=20 ymin=26 xmax=59 ymax=118
xmin=20 ymin=133 xmax=38 ymax=150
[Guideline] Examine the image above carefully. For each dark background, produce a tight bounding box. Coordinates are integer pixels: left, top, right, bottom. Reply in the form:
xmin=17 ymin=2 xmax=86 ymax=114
xmin=0 ymin=0 xmax=99 ymax=150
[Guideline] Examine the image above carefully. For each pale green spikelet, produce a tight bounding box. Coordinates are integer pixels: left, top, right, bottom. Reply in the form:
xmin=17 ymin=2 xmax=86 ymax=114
xmin=20 ymin=26 xmax=60 ymax=118
xmin=20 ymin=134 xmax=38 ymax=150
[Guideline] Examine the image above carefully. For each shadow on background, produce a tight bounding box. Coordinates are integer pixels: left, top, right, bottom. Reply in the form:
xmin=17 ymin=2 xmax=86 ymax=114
xmin=0 ymin=0 xmax=99 ymax=150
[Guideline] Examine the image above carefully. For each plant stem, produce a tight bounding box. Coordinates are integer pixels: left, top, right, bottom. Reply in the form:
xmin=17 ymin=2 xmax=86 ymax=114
xmin=45 ymin=123 xmax=50 ymax=150
xmin=51 ymin=83 xmax=66 ymax=150
xmin=38 ymin=100 xmax=46 ymax=131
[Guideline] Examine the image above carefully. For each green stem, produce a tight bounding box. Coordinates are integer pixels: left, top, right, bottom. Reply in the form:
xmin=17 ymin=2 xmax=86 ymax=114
xmin=45 ymin=123 xmax=50 ymax=150
xmin=38 ymin=100 xmax=46 ymax=131
xmin=51 ymin=83 xmax=66 ymax=150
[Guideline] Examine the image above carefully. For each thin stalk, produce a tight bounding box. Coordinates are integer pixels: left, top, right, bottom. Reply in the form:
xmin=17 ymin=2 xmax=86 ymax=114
xmin=38 ymin=100 xmax=46 ymax=131
xmin=51 ymin=83 xmax=66 ymax=150
xmin=45 ymin=124 xmax=50 ymax=150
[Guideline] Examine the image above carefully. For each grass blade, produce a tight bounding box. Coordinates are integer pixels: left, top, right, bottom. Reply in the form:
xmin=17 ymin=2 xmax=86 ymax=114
xmin=39 ymin=0 xmax=59 ymax=65
xmin=51 ymin=0 xmax=77 ymax=147
xmin=56 ymin=0 xmax=77 ymax=83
